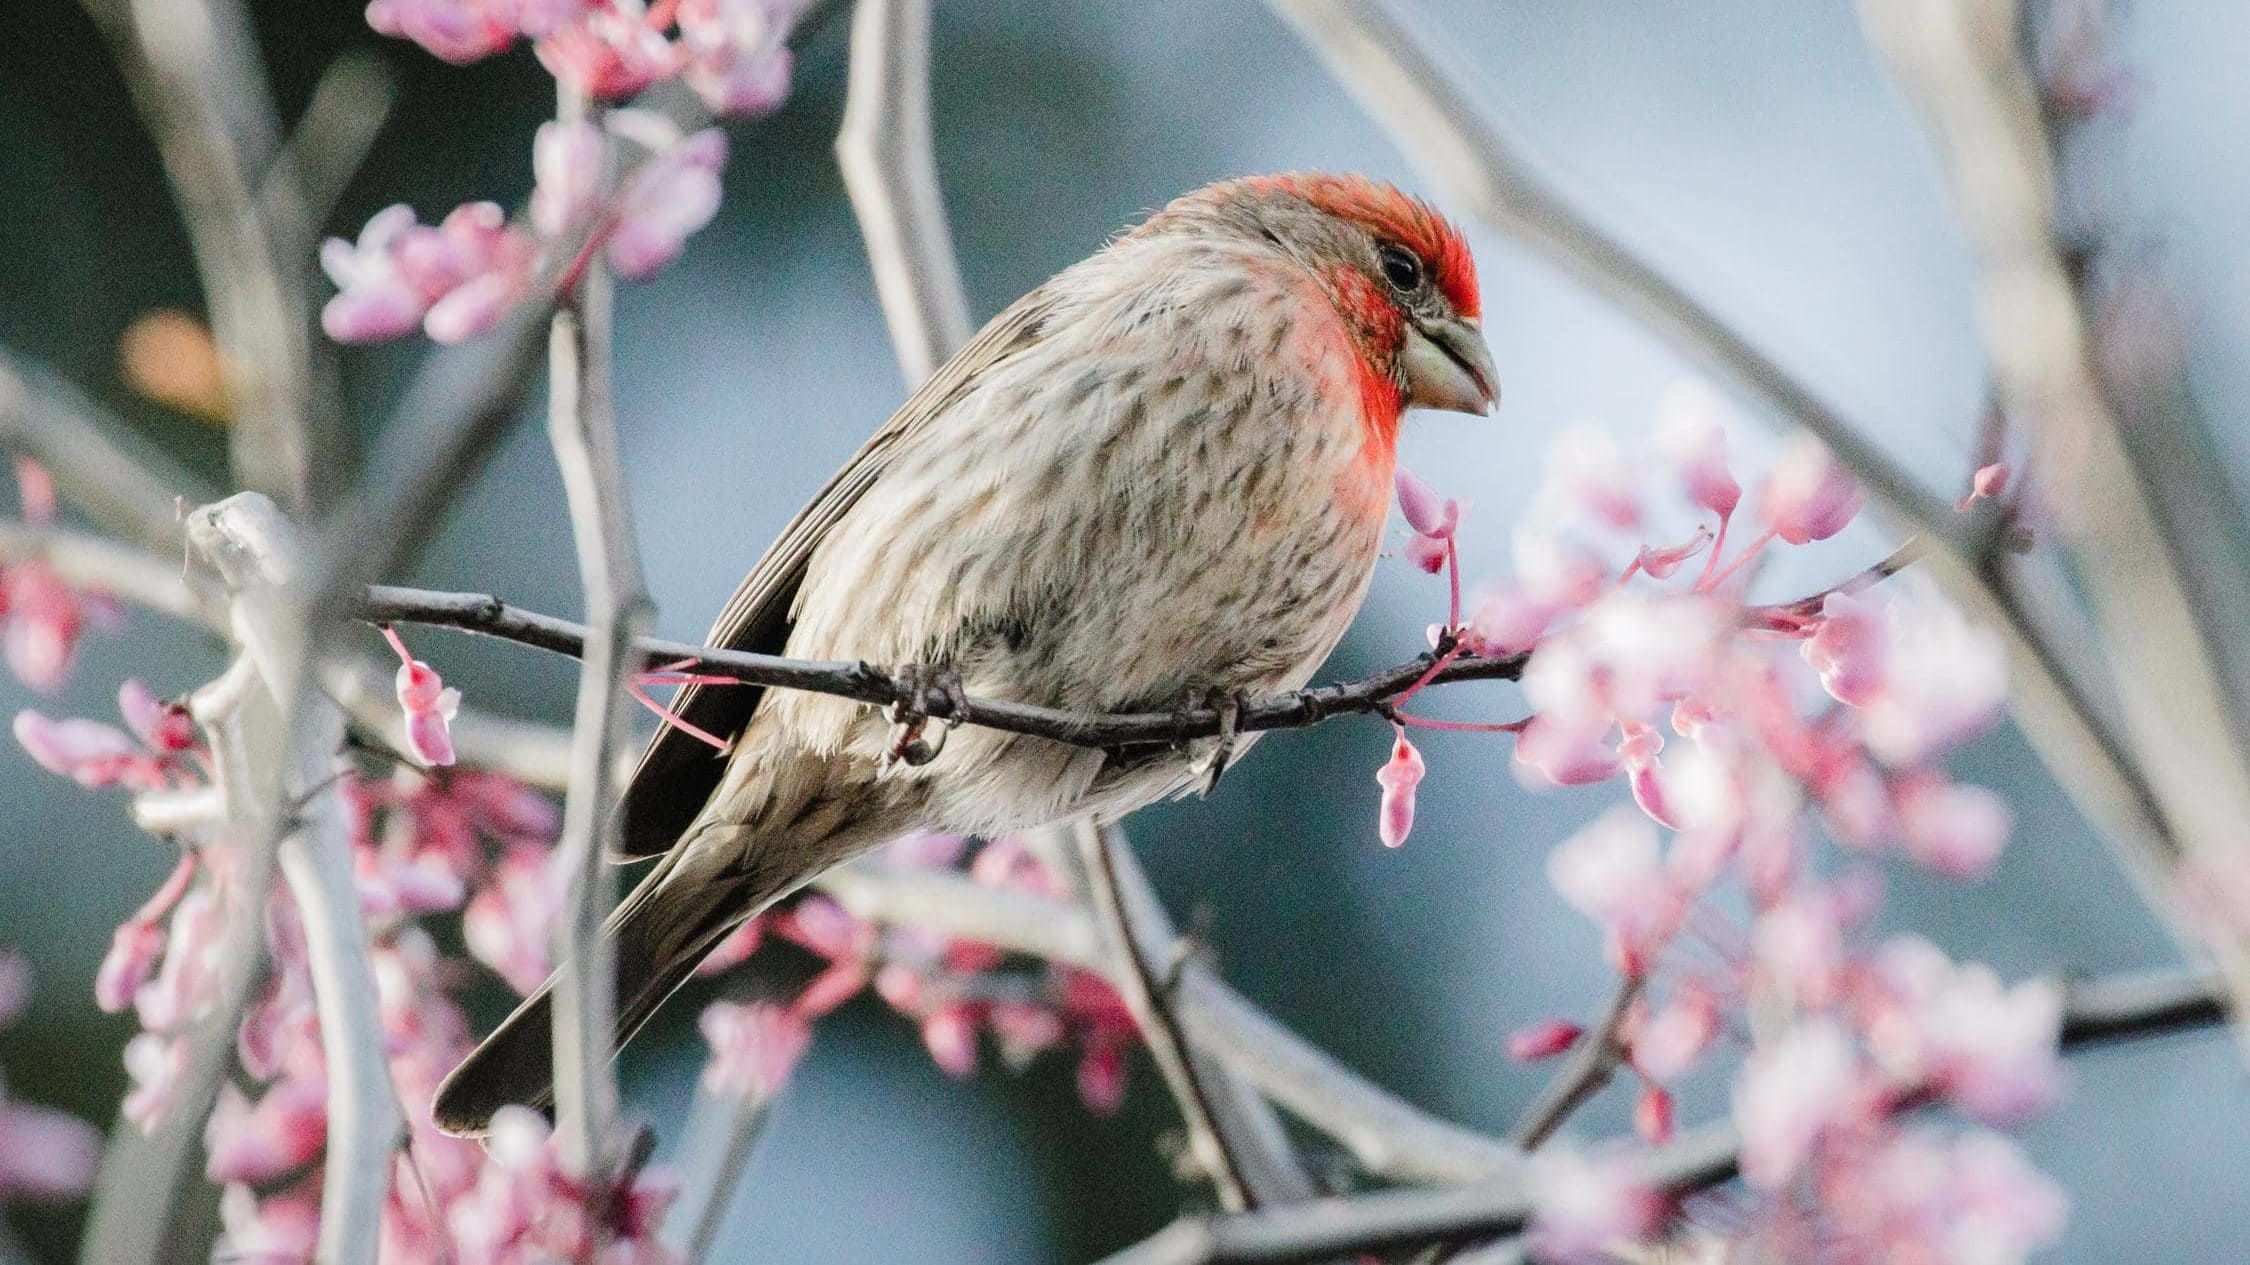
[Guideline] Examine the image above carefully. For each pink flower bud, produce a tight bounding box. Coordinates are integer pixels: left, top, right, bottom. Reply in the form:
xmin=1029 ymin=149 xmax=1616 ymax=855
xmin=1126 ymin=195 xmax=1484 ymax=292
xmin=1394 ymin=467 xmax=1456 ymax=538
xmin=531 ymin=119 xmax=605 ymax=237
xmin=1895 ymin=774 xmax=2012 ymax=879
xmin=1655 ymin=380 xmax=1741 ymax=518
xmin=1629 ymin=526 xmax=1712 ymax=580
xmin=605 ymin=120 xmax=727 ymax=281
xmin=1077 ymin=1043 xmax=1127 ymax=1116
xmin=694 ymin=917 xmax=765 ymax=977
xmin=1631 ymin=986 xmax=1718 ymax=1083
xmin=793 ymin=960 xmax=870 ymax=1018
xmin=1374 ymin=729 xmax=1425 ymax=848
xmin=1959 ymin=461 xmax=2012 ymax=510
xmin=97 ymin=920 xmax=167 ymax=1015
xmin=0 ymin=1101 xmax=100 ymax=1201
xmin=14 ymin=710 xmax=139 ymax=788
xmin=118 ymin=680 xmax=196 ymax=752
xmin=1633 ymin=1083 xmax=1675 ymax=1144
xmin=535 ymin=10 xmax=685 ymax=99
xmin=699 ymin=1000 xmax=813 ymax=1101
xmin=679 ymin=0 xmax=814 ymax=117
xmin=920 ymin=1004 xmax=979 ymax=1079
xmin=1757 ymin=435 xmax=1864 ymax=545
xmin=1506 ymin=1019 xmax=1584 ymax=1062
xmin=1803 ymin=589 xmax=1888 ymax=707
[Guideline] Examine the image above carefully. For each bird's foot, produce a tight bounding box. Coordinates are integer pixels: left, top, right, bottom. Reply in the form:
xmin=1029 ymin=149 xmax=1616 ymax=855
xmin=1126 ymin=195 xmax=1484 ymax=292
xmin=1175 ymin=688 xmax=1245 ymax=799
xmin=882 ymin=663 xmax=966 ymax=772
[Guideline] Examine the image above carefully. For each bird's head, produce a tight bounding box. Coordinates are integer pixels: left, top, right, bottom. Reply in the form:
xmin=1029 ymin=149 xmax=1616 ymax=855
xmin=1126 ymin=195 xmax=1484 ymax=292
xmin=1149 ymin=172 xmax=1498 ymax=424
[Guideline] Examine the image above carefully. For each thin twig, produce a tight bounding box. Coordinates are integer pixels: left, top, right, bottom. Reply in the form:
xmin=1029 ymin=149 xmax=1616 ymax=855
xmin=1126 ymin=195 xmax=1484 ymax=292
xmin=543 ymin=82 xmax=652 ymax=1181
xmin=1506 ymin=976 xmax=1640 ymax=1151
xmin=1077 ymin=821 xmax=1300 ymax=1209
xmin=665 ymin=1093 xmax=774 ymax=1264
xmin=1096 ymin=962 xmax=2227 ymax=1264
xmin=835 ymin=0 xmax=972 ymax=385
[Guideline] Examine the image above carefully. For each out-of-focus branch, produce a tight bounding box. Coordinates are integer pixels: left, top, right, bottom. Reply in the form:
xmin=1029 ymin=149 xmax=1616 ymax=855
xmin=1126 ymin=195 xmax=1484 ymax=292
xmin=1506 ymin=977 xmax=1639 ymax=1151
xmin=1857 ymin=0 xmax=2250 ymax=1041
xmin=1075 ymin=820 xmax=1315 ymax=1209
xmin=1099 ymin=961 xmax=2228 ymax=1265
xmin=835 ymin=0 xmax=972 ymax=384
xmin=665 ymin=1090 xmax=775 ymax=1265
xmin=256 ymin=52 xmax=397 ymax=246
xmin=806 ymin=865 xmax=1520 ymax=1185
xmin=0 ymin=353 xmax=208 ymax=556
xmin=185 ymin=494 xmax=399 ymax=1265
xmin=82 ymin=0 xmax=327 ymax=509
xmin=80 ymin=656 xmax=277 ymax=1265
xmin=543 ymin=85 xmax=650 ymax=1180
xmin=1264 ymin=0 xmax=2211 ymax=1003
xmin=1261 ymin=0 xmax=1956 ymax=535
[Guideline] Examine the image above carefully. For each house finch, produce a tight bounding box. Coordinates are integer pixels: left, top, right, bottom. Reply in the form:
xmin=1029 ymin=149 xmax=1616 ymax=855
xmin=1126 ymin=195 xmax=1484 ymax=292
xmin=433 ymin=171 xmax=1497 ymax=1134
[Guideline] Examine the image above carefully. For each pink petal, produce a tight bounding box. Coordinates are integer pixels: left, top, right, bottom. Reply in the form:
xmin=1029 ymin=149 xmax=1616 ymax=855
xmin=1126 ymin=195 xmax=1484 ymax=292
xmin=1373 ymin=730 xmax=1425 ymax=848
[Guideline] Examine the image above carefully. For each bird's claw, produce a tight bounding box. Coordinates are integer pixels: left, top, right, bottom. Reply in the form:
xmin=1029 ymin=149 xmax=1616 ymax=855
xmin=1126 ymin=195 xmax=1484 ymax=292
xmin=882 ymin=663 xmax=965 ymax=772
xmin=1180 ymin=689 xmax=1244 ymax=799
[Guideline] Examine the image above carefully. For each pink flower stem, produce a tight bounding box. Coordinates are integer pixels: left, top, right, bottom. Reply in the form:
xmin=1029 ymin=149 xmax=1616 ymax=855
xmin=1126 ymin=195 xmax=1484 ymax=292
xmin=379 ymin=624 xmax=415 ymax=667
xmin=625 ymin=679 xmax=733 ymax=753
xmin=1694 ymin=511 xmax=1733 ymax=588
xmin=1445 ymin=537 xmax=1462 ymax=630
xmin=1392 ymin=643 xmax=1467 ymax=710
xmin=1698 ymin=525 xmax=1778 ymax=593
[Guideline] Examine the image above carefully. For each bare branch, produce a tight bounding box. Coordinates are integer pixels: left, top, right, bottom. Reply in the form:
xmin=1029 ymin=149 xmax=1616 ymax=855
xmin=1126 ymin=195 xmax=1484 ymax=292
xmin=543 ymin=83 xmax=652 ymax=1176
xmin=82 ymin=0 xmax=327 ymax=508
xmin=186 ymin=494 xmax=401 ymax=1265
xmin=1858 ymin=0 xmax=2250 ymax=1040
xmin=1506 ymin=977 xmax=1639 ymax=1152
xmin=835 ymin=0 xmax=972 ymax=384
xmin=257 ymin=52 xmax=397 ymax=246
xmin=1075 ymin=820 xmax=1315 ymax=1209
xmin=1098 ymin=962 xmax=2227 ymax=1264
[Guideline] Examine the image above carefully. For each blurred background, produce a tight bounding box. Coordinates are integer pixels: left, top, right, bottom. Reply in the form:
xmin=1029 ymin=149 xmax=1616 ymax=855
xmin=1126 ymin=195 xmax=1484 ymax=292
xmin=4 ymin=1 xmax=2249 ymax=1260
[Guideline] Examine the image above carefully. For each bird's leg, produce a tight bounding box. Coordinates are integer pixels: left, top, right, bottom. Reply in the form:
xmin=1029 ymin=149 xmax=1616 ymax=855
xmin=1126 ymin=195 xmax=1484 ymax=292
xmin=882 ymin=662 xmax=966 ymax=772
xmin=1174 ymin=688 xmax=1245 ymax=798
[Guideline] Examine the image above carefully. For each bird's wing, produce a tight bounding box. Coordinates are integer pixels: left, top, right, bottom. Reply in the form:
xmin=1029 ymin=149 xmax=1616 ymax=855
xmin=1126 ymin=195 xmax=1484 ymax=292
xmin=615 ymin=288 xmax=1060 ymax=857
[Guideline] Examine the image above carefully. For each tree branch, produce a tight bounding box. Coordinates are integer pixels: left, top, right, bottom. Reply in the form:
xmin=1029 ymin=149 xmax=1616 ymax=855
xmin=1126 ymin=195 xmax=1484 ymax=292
xmin=1075 ymin=820 xmax=1315 ymax=1209
xmin=1097 ymin=962 xmax=2227 ymax=1264
xmin=543 ymin=84 xmax=651 ymax=1179
xmin=835 ymin=0 xmax=972 ymax=385
xmin=185 ymin=494 xmax=400 ymax=1265
xmin=1505 ymin=977 xmax=1639 ymax=1152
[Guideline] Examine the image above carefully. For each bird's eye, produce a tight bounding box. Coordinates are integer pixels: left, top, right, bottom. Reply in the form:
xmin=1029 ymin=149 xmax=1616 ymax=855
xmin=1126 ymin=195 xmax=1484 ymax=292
xmin=1377 ymin=242 xmax=1425 ymax=292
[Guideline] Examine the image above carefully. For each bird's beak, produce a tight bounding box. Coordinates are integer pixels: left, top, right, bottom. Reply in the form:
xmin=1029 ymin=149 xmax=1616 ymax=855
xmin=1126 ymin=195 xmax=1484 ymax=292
xmin=1399 ymin=317 xmax=1499 ymax=416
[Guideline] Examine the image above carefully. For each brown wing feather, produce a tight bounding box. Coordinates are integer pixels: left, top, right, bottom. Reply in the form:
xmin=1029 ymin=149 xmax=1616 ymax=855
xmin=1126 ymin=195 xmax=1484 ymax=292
xmin=614 ymin=288 xmax=1060 ymax=857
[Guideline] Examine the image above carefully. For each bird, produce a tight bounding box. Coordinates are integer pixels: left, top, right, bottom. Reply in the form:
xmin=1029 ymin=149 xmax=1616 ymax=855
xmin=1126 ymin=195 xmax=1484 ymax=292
xmin=432 ymin=171 xmax=1497 ymax=1136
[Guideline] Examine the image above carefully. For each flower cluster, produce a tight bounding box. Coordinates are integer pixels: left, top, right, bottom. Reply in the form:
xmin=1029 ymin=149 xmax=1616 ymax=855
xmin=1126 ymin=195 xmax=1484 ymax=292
xmin=696 ymin=832 xmax=1142 ymax=1116
xmin=2 ymin=459 xmax=123 ymax=693
xmin=1381 ymin=384 xmax=2057 ymax=1261
xmin=324 ymin=0 xmax=811 ymax=344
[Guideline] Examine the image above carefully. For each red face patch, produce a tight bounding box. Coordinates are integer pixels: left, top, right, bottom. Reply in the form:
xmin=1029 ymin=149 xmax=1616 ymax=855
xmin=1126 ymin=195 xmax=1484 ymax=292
xmin=1248 ymin=173 xmax=1480 ymax=320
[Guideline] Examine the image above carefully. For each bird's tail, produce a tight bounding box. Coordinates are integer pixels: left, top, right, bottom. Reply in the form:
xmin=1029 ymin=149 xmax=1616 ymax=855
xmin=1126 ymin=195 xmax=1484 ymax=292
xmin=430 ymin=823 xmax=787 ymax=1137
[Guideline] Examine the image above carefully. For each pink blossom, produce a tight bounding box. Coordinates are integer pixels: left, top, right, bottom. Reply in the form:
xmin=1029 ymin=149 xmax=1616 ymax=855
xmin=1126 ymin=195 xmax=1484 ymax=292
xmin=122 ymin=1032 xmax=188 ymax=1130
xmin=1538 ymin=423 xmax=1642 ymax=530
xmin=1859 ymin=589 xmax=2007 ymax=766
xmin=531 ymin=119 xmax=606 ymax=237
xmin=1631 ymin=985 xmax=1718 ymax=1083
xmin=322 ymin=204 xmax=533 ymax=345
xmin=2 ymin=560 xmax=113 ymax=692
xmin=1633 ymin=1083 xmax=1675 ymax=1143
xmin=1655 ymin=379 xmax=1741 ymax=518
xmin=1734 ymin=1018 xmax=1861 ymax=1189
xmin=604 ymin=114 xmax=728 ymax=281
xmin=695 ymin=916 xmax=766 ymax=977
xmin=383 ymin=626 xmax=462 ymax=766
xmin=1374 ymin=728 xmax=1424 ymax=848
xmin=1757 ymin=434 xmax=1863 ymax=545
xmin=1959 ymin=460 xmax=2012 ymax=510
xmin=217 ymin=1183 xmax=321 ymax=1265
xmin=679 ymin=0 xmax=813 ymax=116
xmin=1751 ymin=892 xmax=1845 ymax=1009
xmin=205 ymin=1076 xmax=329 ymax=1184
xmin=1514 ymin=712 xmax=1621 ymax=787
xmin=1865 ymin=938 xmax=2062 ymax=1125
xmin=1076 ymin=1042 xmax=1128 ymax=1115
xmin=1524 ymin=1146 xmax=1661 ymax=1264
xmin=0 ymin=1099 xmax=101 ymax=1201
xmin=1547 ymin=810 xmax=1682 ymax=975
xmin=464 ymin=847 xmax=561 ymax=995
xmin=365 ymin=0 xmax=523 ymax=63
xmin=1856 ymin=1128 xmax=2067 ymax=1264
xmin=97 ymin=853 xmax=196 ymax=1012
xmin=991 ymin=1003 xmax=1066 ymax=1065
xmin=1506 ymin=1018 xmax=1583 ymax=1062
xmin=1895 ymin=774 xmax=2012 ymax=878
xmin=15 ymin=710 xmax=149 ymax=789
xmin=1803 ymin=589 xmax=1887 ymax=707
xmin=536 ymin=9 xmax=684 ymax=100
xmin=920 ymin=1003 xmax=979 ymax=1079
xmin=117 ymin=679 xmax=197 ymax=752
xmin=1394 ymin=467 xmax=1460 ymax=574
xmin=1628 ymin=526 xmax=1712 ymax=581
xmin=700 ymin=1000 xmax=812 ymax=1101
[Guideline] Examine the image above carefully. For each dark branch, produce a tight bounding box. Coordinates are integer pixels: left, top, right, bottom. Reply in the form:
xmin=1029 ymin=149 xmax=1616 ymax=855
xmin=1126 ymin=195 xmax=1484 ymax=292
xmin=359 ymin=583 xmax=1529 ymax=749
